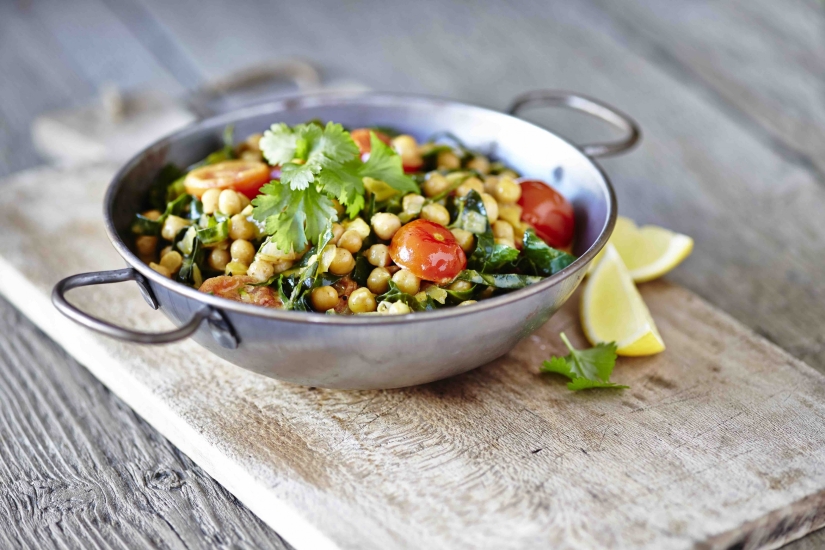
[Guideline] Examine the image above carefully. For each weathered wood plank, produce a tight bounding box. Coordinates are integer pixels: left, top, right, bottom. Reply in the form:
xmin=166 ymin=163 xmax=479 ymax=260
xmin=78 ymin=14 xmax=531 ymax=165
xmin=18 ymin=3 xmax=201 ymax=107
xmin=0 ymin=293 xmax=289 ymax=550
xmin=572 ymin=0 xmax=825 ymax=179
xmin=0 ymin=0 xmax=182 ymax=178
xmin=3 ymin=154 xmax=825 ymax=550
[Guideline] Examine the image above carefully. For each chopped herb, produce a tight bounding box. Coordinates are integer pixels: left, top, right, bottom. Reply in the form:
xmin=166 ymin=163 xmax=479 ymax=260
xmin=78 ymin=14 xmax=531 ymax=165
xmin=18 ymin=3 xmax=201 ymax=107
xmin=517 ymin=228 xmax=576 ymax=276
xmin=540 ymin=333 xmax=627 ymax=391
xmin=457 ymin=270 xmax=543 ymax=289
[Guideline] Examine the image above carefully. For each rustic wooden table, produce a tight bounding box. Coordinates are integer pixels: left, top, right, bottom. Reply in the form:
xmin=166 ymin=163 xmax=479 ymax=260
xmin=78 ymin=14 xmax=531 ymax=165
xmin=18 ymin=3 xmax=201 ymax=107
xmin=1 ymin=1 xmax=823 ymax=548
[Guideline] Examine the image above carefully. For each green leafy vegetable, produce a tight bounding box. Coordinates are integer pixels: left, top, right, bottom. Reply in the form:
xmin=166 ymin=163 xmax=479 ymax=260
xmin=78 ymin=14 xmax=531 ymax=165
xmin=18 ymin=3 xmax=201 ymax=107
xmin=277 ymin=228 xmax=335 ymax=310
xmin=457 ymin=270 xmax=543 ymax=289
xmin=540 ymin=333 xmax=627 ymax=391
xmin=131 ymin=193 xmax=193 ymax=236
xmin=254 ymin=123 xmax=419 ymax=254
xmin=377 ymin=281 xmax=439 ymax=312
xmin=518 ymin=228 xmax=576 ymax=276
xmin=451 ymin=189 xmax=489 ymax=235
xmin=196 ymin=216 xmax=229 ymax=245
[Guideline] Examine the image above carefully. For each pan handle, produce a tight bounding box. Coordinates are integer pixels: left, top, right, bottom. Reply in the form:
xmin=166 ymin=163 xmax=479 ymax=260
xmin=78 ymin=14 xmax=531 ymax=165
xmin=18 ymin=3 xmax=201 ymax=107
xmin=51 ymin=268 xmax=238 ymax=348
xmin=507 ymin=90 xmax=641 ymax=158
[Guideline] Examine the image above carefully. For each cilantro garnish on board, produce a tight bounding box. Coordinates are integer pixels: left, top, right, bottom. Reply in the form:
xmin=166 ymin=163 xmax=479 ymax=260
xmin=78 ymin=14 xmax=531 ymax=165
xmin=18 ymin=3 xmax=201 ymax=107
xmin=541 ymin=332 xmax=628 ymax=391
xmin=252 ymin=122 xmax=418 ymax=254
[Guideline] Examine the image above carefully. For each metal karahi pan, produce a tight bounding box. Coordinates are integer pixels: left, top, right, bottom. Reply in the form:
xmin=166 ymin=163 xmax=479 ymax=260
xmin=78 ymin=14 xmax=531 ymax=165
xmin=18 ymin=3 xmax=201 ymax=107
xmin=52 ymin=91 xmax=640 ymax=389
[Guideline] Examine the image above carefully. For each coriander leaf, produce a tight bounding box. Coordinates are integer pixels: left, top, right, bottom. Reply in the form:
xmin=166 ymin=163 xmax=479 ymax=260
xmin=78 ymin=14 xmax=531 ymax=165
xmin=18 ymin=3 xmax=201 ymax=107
xmin=318 ymin=160 xmax=365 ymax=217
xmin=317 ymin=121 xmax=360 ymax=163
xmin=253 ymin=181 xmax=336 ymax=253
xmin=280 ymin=159 xmax=321 ymax=191
xmin=260 ymin=123 xmax=297 ymax=166
xmin=519 ymin=228 xmax=576 ymax=276
xmin=540 ymin=332 xmax=627 ymax=391
xmin=358 ymin=133 xmax=419 ymax=194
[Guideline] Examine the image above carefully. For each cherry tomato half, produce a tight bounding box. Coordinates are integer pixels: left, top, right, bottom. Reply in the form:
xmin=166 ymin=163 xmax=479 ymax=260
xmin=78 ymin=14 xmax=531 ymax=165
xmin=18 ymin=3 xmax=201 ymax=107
xmin=351 ymin=128 xmax=392 ymax=156
xmin=517 ymin=179 xmax=575 ymax=249
xmin=184 ymin=160 xmax=272 ymax=199
xmin=389 ymin=219 xmax=467 ymax=284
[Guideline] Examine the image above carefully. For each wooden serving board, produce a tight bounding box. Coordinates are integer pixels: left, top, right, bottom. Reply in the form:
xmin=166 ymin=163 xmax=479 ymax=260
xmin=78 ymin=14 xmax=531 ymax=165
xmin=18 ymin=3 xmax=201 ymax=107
xmin=2 ymin=163 xmax=825 ymax=550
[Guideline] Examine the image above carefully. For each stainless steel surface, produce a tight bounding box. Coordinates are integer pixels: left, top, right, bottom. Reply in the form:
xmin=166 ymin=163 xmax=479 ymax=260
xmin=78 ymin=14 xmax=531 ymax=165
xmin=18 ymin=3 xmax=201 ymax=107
xmin=507 ymin=90 xmax=641 ymax=158
xmin=53 ymin=91 xmax=630 ymax=389
xmin=52 ymin=267 xmax=238 ymax=347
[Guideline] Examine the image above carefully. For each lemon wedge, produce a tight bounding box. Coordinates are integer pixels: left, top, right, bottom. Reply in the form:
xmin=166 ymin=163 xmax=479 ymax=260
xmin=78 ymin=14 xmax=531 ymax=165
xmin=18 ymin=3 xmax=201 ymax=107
xmin=582 ymin=243 xmax=665 ymax=356
xmin=589 ymin=216 xmax=693 ymax=282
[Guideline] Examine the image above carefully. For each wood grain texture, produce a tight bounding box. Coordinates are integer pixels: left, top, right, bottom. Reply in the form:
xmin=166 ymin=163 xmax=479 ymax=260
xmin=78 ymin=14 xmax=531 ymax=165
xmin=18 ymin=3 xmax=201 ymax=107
xmin=1 ymin=1 xmax=824 ymax=548
xmin=0 ymin=295 xmax=290 ymax=550
xmin=3 ymin=163 xmax=825 ymax=549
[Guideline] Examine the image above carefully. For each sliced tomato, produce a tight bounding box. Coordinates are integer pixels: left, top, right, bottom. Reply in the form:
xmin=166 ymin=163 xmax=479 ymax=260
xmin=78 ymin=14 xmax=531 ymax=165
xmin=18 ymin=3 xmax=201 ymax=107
xmin=389 ymin=219 xmax=467 ymax=284
xmin=184 ymin=160 xmax=272 ymax=199
xmin=517 ymin=179 xmax=575 ymax=249
xmin=351 ymin=128 xmax=391 ymax=156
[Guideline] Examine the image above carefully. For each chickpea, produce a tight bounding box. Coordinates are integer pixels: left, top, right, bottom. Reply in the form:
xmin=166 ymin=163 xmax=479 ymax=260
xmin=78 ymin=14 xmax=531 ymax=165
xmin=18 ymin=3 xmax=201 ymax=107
xmin=338 ymin=229 xmax=363 ymax=253
xmin=161 ymin=215 xmax=190 ymax=241
xmin=422 ymin=173 xmax=451 ymax=198
xmin=310 ymin=286 xmax=339 ymax=312
xmin=466 ymin=155 xmax=491 ymax=175
xmin=499 ymin=169 xmax=519 ymax=180
xmin=230 ymin=239 xmax=255 ymax=265
xmin=367 ymin=267 xmax=392 ymax=294
xmin=437 ymin=150 xmax=461 ymax=170
xmin=160 ymin=245 xmax=173 ymax=258
xmin=388 ymin=301 xmax=412 ymax=315
xmin=493 ymin=177 xmax=522 ymax=204
xmin=455 ymin=177 xmax=484 ymax=197
xmin=392 ymin=269 xmax=420 ymax=295
xmin=331 ymin=223 xmax=345 ymax=244
xmin=420 ymin=203 xmax=450 ymax=226
xmin=343 ymin=217 xmax=370 ymax=239
xmin=331 ymin=199 xmax=345 ymax=218
xmin=271 ymin=260 xmax=294 ymax=274
xmin=392 ymin=135 xmax=423 ymax=168
xmin=247 ymin=259 xmax=275 ymax=282
xmin=450 ymin=228 xmax=475 ymax=253
xmin=386 ymin=265 xmax=401 ymax=275
xmin=229 ymin=214 xmax=256 ymax=241
xmin=329 ymin=247 xmax=355 ymax=275
xmin=348 ymin=288 xmax=377 ymax=313
xmin=371 ymin=213 xmax=402 ymax=241
xmin=245 ymin=133 xmax=263 ymax=153
xmin=149 ymin=262 xmax=171 ymax=278
xmin=402 ymin=193 xmax=425 ymax=216
xmin=159 ymin=250 xmax=183 ymax=274
xmin=480 ymin=193 xmax=499 ymax=223
xmin=218 ymin=189 xmax=242 ymax=216
xmin=142 ymin=209 xmax=162 ymax=221
xmin=135 ymin=235 xmax=158 ymax=257
xmin=457 ymin=300 xmax=478 ymax=307
xmin=493 ymin=220 xmax=515 ymax=242
xmin=225 ymin=261 xmax=248 ymax=276
xmin=238 ymin=193 xmax=251 ymax=209
xmin=208 ymin=248 xmax=230 ymax=271
xmin=240 ymin=150 xmax=262 ymax=162
xmin=498 ymin=203 xmax=523 ymax=227
xmin=201 ymin=188 xmax=221 ymax=214
xmin=483 ymin=175 xmax=499 ymax=194
xmin=449 ymin=279 xmax=474 ymax=292
xmin=366 ymin=244 xmax=391 ymax=267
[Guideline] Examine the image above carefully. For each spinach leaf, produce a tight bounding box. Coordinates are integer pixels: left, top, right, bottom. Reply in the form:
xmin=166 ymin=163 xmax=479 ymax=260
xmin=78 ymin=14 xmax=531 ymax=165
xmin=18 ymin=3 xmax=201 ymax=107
xmin=278 ymin=228 xmax=335 ymax=311
xmin=131 ymin=193 xmax=193 ymax=236
xmin=451 ymin=189 xmax=489 ymax=235
xmin=518 ymin=228 xmax=576 ymax=276
xmin=377 ymin=281 xmax=439 ymax=312
xmin=351 ymin=255 xmax=372 ymax=287
xmin=468 ymin=231 xmax=519 ymax=273
xmin=147 ymin=164 xmax=185 ymax=211
xmin=196 ymin=217 xmax=229 ymax=245
xmin=177 ymin=237 xmax=204 ymax=287
xmin=457 ymin=270 xmax=543 ymax=289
